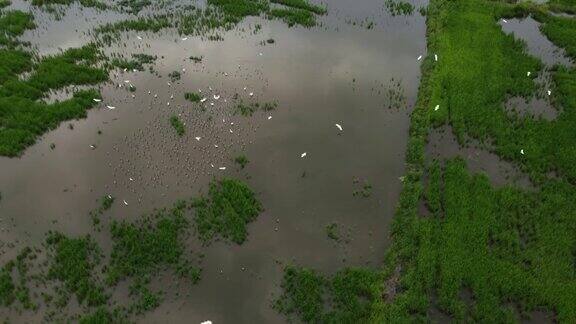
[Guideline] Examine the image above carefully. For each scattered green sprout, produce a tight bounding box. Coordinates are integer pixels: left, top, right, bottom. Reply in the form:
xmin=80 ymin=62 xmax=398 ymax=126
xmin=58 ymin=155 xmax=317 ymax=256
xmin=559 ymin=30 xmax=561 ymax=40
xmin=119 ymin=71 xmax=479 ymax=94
xmin=271 ymin=0 xmax=326 ymax=15
xmin=234 ymin=155 xmax=249 ymax=168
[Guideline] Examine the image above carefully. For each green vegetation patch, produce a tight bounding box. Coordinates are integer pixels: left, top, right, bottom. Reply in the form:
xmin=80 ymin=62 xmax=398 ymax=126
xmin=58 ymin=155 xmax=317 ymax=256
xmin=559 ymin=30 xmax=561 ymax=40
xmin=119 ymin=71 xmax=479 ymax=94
xmin=170 ymin=116 xmax=185 ymax=136
xmin=271 ymin=0 xmax=326 ymax=15
xmin=30 ymin=0 xmax=107 ymax=9
xmin=275 ymin=266 xmax=383 ymax=323
xmin=118 ymin=0 xmax=151 ymax=14
xmin=192 ymin=178 xmax=262 ymax=244
xmin=268 ymin=8 xmax=316 ymax=27
xmin=0 ymin=248 xmax=35 ymax=309
xmin=234 ymin=101 xmax=277 ymax=116
xmin=0 ymin=42 xmax=108 ymax=156
xmin=385 ymin=0 xmax=415 ymax=16
xmin=110 ymin=53 xmax=156 ymax=71
xmin=0 ymin=0 xmax=10 ymax=8
xmin=234 ymin=155 xmax=249 ymax=168
xmin=184 ymin=92 xmax=201 ymax=103
xmin=46 ymin=233 xmax=107 ymax=307
xmin=107 ymin=201 xmax=200 ymax=310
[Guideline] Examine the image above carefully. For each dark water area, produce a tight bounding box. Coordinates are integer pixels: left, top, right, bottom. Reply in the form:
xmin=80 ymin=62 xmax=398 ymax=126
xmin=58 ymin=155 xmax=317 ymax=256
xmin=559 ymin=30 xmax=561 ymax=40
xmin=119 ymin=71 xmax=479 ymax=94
xmin=0 ymin=0 xmax=428 ymax=322
xmin=500 ymin=16 xmax=572 ymax=67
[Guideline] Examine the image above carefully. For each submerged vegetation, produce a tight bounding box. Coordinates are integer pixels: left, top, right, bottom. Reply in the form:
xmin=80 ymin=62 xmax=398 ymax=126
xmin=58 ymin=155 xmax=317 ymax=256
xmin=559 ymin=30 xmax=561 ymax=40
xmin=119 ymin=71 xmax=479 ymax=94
xmin=184 ymin=91 xmax=201 ymax=103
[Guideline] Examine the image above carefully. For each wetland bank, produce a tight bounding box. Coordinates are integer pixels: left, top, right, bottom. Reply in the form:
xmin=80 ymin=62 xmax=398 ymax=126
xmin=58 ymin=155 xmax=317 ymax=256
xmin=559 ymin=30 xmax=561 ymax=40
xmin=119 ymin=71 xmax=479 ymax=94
xmin=1 ymin=0 xmax=575 ymax=323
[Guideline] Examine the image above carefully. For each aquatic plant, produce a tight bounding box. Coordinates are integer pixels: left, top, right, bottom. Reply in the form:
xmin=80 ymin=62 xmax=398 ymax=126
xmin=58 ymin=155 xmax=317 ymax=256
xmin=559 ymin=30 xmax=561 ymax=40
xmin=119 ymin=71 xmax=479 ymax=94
xmin=192 ymin=178 xmax=262 ymax=244
xmin=184 ymin=92 xmax=201 ymax=103
xmin=0 ymin=0 xmax=10 ymax=8
xmin=234 ymin=155 xmax=249 ymax=168
xmin=275 ymin=266 xmax=382 ymax=322
xmin=45 ymin=233 xmax=107 ymax=307
xmin=384 ymin=0 xmax=415 ymax=16
xmin=271 ymin=0 xmax=326 ymax=15
xmin=170 ymin=116 xmax=185 ymax=136
xmin=268 ymin=8 xmax=316 ymax=27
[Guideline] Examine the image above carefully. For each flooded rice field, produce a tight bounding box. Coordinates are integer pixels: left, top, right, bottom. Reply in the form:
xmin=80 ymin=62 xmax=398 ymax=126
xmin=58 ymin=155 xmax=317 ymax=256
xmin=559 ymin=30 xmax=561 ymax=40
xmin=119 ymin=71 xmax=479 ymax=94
xmin=2 ymin=0 xmax=574 ymax=322
xmin=0 ymin=0 xmax=427 ymax=322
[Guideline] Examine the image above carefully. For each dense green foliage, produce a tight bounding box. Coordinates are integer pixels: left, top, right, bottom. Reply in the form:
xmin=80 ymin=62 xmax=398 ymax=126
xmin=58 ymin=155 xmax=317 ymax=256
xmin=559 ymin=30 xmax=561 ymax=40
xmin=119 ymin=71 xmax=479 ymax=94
xmin=0 ymin=45 xmax=108 ymax=156
xmin=0 ymin=248 xmax=34 ymax=309
xmin=0 ymin=0 xmax=10 ymax=8
xmin=184 ymin=92 xmax=201 ymax=103
xmin=107 ymin=201 xmax=196 ymax=285
xmin=385 ymin=0 xmax=415 ymax=16
xmin=275 ymin=267 xmax=383 ymax=323
xmin=0 ymin=11 xmax=108 ymax=157
xmin=268 ymin=8 xmax=315 ymax=27
xmin=169 ymin=116 xmax=185 ymax=136
xmin=192 ymin=178 xmax=262 ymax=244
xmin=46 ymin=233 xmax=107 ymax=307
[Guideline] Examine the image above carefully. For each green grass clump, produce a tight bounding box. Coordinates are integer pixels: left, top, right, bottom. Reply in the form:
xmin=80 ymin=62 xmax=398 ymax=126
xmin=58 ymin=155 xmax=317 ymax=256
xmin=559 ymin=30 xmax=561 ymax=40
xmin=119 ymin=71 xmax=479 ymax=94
xmin=275 ymin=266 xmax=382 ymax=323
xmin=106 ymin=201 xmax=200 ymax=289
xmin=0 ymin=248 xmax=34 ymax=309
xmin=325 ymin=223 xmax=339 ymax=241
xmin=46 ymin=233 xmax=107 ymax=307
xmin=384 ymin=0 xmax=415 ymax=16
xmin=118 ymin=0 xmax=150 ymax=13
xmin=0 ymin=10 xmax=35 ymax=44
xmin=234 ymin=101 xmax=278 ymax=116
xmin=0 ymin=0 xmax=11 ymax=8
xmin=184 ymin=92 xmax=201 ymax=103
xmin=271 ymin=0 xmax=326 ymax=15
xmin=79 ymin=308 xmax=119 ymax=324
xmin=207 ymin=0 xmax=269 ymax=20
xmin=168 ymin=70 xmax=181 ymax=81
xmin=110 ymin=53 xmax=156 ymax=71
xmin=192 ymin=178 xmax=262 ymax=244
xmin=268 ymin=8 xmax=316 ymax=27
xmin=169 ymin=116 xmax=185 ymax=136
xmin=234 ymin=155 xmax=249 ymax=168
xmin=31 ymin=0 xmax=106 ymax=9
xmin=0 ymin=38 xmax=108 ymax=156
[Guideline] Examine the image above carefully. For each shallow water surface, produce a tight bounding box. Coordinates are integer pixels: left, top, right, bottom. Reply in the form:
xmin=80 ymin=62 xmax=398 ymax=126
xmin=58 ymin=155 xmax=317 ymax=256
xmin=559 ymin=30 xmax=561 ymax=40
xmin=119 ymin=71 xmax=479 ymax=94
xmin=0 ymin=0 xmax=428 ymax=322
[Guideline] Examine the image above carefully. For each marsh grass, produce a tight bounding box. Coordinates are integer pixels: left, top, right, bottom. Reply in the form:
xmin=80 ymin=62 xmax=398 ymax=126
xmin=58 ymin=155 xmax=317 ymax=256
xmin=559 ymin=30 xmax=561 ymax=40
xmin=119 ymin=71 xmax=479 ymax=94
xmin=270 ymin=0 xmax=326 ymax=15
xmin=268 ymin=8 xmax=315 ymax=27
xmin=45 ymin=233 xmax=107 ymax=307
xmin=170 ymin=116 xmax=185 ymax=136
xmin=234 ymin=155 xmax=249 ymax=168
xmin=184 ymin=92 xmax=201 ymax=103
xmin=192 ymin=178 xmax=262 ymax=244
xmin=0 ymin=43 xmax=107 ymax=156
xmin=384 ymin=0 xmax=415 ymax=16
xmin=275 ymin=266 xmax=383 ymax=323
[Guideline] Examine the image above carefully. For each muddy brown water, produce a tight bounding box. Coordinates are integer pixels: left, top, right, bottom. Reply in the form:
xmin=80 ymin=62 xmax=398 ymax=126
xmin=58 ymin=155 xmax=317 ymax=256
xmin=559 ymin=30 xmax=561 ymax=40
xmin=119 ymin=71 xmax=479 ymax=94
xmin=0 ymin=0 xmax=428 ymax=322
